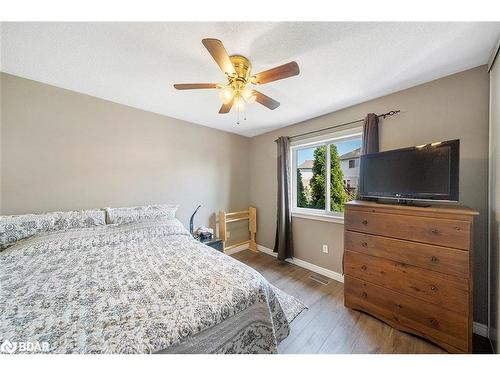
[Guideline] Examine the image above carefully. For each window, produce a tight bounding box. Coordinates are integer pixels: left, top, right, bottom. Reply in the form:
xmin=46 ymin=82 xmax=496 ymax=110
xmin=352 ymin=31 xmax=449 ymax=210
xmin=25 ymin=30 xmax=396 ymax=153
xmin=296 ymin=145 xmax=326 ymax=209
xmin=291 ymin=128 xmax=362 ymax=220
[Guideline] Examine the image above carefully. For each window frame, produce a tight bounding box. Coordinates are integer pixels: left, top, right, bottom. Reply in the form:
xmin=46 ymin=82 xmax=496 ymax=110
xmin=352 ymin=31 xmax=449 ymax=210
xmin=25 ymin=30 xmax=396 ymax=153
xmin=290 ymin=126 xmax=362 ymax=223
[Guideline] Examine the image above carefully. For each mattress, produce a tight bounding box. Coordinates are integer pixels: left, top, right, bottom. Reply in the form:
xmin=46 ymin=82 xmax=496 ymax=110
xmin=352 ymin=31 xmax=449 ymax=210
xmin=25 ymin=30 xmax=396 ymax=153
xmin=0 ymin=218 xmax=289 ymax=353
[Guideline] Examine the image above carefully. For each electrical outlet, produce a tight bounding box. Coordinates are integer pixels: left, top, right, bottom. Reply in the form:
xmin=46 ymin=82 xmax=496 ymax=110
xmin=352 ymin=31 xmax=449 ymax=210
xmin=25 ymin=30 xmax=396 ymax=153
xmin=322 ymin=244 xmax=328 ymax=254
xmin=226 ymin=231 xmax=231 ymax=239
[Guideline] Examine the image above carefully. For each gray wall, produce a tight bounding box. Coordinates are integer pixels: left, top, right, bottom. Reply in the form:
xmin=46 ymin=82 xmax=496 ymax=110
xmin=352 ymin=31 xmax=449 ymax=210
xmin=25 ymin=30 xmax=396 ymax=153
xmin=0 ymin=73 xmax=251 ymax=244
xmin=1 ymin=67 xmax=492 ymax=325
xmin=249 ymin=66 xmax=490 ymax=324
xmin=489 ymin=49 xmax=500 ymax=352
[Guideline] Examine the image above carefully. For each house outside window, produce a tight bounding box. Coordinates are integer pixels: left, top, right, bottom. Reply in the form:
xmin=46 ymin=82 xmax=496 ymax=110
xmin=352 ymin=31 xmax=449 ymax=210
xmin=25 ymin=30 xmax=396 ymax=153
xmin=341 ymin=149 xmax=361 ymax=196
xmin=291 ymin=127 xmax=362 ymax=222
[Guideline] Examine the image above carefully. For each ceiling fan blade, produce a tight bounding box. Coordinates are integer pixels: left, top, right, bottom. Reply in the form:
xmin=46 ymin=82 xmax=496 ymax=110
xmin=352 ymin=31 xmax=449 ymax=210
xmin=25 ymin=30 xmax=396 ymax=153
xmin=173 ymin=83 xmax=218 ymax=90
xmin=202 ymin=38 xmax=236 ymax=76
xmin=254 ymin=90 xmax=280 ymax=110
xmin=252 ymin=61 xmax=300 ymax=85
xmin=219 ymin=98 xmax=234 ymax=114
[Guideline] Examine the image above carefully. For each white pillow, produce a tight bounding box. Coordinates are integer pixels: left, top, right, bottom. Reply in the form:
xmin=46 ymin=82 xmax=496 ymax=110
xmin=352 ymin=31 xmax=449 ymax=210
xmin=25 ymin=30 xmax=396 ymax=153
xmin=105 ymin=204 xmax=178 ymax=225
xmin=53 ymin=209 xmax=106 ymax=231
xmin=0 ymin=212 xmax=59 ymax=250
xmin=0 ymin=209 xmax=107 ymax=251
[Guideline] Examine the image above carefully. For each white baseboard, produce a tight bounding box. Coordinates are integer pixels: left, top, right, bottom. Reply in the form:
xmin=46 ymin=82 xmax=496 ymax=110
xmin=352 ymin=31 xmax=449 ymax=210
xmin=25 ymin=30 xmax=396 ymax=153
xmin=473 ymin=322 xmax=489 ymax=338
xmin=255 ymin=244 xmax=488 ymax=338
xmin=256 ymin=244 xmax=277 ymax=257
xmin=287 ymin=257 xmax=345 ymax=283
xmin=224 ymin=243 xmax=250 ymax=255
xmin=256 ymin=244 xmax=344 ymax=283
xmin=255 ymin=244 xmax=277 ymax=256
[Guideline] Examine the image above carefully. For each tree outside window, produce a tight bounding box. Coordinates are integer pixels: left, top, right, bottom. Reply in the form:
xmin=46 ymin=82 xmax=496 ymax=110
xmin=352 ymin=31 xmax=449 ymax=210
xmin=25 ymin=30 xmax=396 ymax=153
xmin=295 ymin=136 xmax=361 ymax=214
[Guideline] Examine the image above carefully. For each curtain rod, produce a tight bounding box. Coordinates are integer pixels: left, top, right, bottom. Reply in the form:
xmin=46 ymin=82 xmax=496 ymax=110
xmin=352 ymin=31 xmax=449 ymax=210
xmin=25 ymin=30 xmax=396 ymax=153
xmin=275 ymin=110 xmax=401 ymax=142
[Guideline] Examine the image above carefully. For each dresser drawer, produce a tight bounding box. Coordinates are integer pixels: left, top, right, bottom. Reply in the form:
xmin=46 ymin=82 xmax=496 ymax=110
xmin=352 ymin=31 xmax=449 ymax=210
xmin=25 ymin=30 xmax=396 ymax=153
xmin=345 ymin=210 xmax=471 ymax=250
xmin=344 ymin=276 xmax=469 ymax=352
xmin=344 ymin=251 xmax=469 ymax=314
xmin=345 ymin=231 xmax=469 ymax=278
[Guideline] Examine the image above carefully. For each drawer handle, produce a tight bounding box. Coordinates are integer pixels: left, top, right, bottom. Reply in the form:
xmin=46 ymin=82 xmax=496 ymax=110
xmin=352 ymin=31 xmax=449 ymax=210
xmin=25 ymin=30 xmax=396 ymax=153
xmin=361 ymin=242 xmax=368 ymax=248
xmin=431 ymin=229 xmax=439 ymax=235
xmin=430 ymin=256 xmax=439 ymax=263
xmin=361 ymin=265 xmax=367 ymax=271
xmin=362 ymin=292 xmax=368 ymax=298
xmin=430 ymin=285 xmax=438 ymax=292
xmin=362 ymin=220 xmax=368 ymax=225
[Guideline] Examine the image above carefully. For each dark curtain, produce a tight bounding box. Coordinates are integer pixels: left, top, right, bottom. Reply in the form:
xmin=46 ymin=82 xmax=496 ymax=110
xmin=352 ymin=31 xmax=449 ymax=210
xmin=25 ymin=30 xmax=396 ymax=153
xmin=361 ymin=113 xmax=379 ymax=155
xmin=274 ymin=136 xmax=294 ymax=261
xmin=358 ymin=113 xmax=380 ymax=198
xmin=356 ymin=113 xmax=378 ymax=199
xmin=345 ymin=113 xmax=379 ymax=275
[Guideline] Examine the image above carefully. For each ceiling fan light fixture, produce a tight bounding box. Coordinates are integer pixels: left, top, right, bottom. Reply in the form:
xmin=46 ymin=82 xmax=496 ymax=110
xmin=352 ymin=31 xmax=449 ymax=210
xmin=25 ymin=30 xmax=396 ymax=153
xmin=235 ymin=96 xmax=246 ymax=112
xmin=241 ymin=87 xmax=256 ymax=104
xmin=246 ymin=95 xmax=257 ymax=104
xmin=218 ymin=86 xmax=234 ymax=104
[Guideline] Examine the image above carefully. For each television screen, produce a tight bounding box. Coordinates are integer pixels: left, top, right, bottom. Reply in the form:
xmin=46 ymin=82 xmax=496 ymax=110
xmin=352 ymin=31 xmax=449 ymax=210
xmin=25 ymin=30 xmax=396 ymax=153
xmin=359 ymin=139 xmax=459 ymax=202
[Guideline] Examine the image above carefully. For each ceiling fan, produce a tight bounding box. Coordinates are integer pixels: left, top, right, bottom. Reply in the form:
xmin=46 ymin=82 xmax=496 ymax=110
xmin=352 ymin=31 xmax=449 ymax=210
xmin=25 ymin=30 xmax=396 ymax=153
xmin=173 ymin=38 xmax=300 ymax=116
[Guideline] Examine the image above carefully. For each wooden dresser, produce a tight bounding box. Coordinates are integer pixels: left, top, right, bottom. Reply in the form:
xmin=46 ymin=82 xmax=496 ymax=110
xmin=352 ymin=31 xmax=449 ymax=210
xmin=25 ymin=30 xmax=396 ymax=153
xmin=344 ymin=200 xmax=478 ymax=353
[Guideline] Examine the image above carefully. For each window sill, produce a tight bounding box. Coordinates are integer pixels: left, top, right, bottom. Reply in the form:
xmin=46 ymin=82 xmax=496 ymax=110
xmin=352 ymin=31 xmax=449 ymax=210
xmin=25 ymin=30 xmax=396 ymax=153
xmin=291 ymin=211 xmax=345 ymax=224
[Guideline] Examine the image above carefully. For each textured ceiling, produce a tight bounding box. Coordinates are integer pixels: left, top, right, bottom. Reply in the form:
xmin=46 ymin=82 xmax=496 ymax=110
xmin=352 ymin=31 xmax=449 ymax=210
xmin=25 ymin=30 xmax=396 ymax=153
xmin=1 ymin=22 xmax=499 ymax=137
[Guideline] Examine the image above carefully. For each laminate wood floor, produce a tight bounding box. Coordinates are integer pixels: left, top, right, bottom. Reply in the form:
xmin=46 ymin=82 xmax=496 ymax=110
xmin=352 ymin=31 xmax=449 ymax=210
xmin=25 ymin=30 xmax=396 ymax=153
xmin=232 ymin=250 xmax=492 ymax=354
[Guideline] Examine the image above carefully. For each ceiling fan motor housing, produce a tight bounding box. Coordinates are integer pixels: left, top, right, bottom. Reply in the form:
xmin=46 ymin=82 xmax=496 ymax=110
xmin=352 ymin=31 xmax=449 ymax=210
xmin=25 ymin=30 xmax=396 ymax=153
xmin=229 ymin=55 xmax=252 ymax=81
xmin=228 ymin=55 xmax=253 ymax=96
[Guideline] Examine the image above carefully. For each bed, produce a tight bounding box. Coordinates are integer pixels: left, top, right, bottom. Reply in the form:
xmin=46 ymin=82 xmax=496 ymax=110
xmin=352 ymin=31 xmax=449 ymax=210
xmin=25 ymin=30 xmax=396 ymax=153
xmin=0 ymin=214 xmax=294 ymax=354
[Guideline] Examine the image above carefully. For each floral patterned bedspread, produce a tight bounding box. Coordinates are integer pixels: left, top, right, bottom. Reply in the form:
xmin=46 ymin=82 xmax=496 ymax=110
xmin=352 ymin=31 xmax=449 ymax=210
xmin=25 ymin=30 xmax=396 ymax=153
xmin=0 ymin=219 xmax=289 ymax=354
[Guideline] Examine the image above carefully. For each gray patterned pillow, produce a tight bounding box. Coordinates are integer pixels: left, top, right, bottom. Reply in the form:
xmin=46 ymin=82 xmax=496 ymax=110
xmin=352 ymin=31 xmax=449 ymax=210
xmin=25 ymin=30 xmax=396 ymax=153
xmin=0 ymin=209 xmax=107 ymax=251
xmin=0 ymin=212 xmax=59 ymax=250
xmin=53 ymin=209 xmax=106 ymax=231
xmin=105 ymin=204 xmax=178 ymax=225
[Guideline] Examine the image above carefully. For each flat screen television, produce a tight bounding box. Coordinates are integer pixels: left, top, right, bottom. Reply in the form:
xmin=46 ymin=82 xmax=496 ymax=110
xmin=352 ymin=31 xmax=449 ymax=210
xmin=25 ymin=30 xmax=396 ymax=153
xmin=359 ymin=139 xmax=459 ymax=202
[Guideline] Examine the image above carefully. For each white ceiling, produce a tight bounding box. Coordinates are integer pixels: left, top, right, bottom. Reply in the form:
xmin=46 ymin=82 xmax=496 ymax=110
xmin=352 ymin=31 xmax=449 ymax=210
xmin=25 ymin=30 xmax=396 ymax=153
xmin=1 ymin=22 xmax=499 ymax=137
